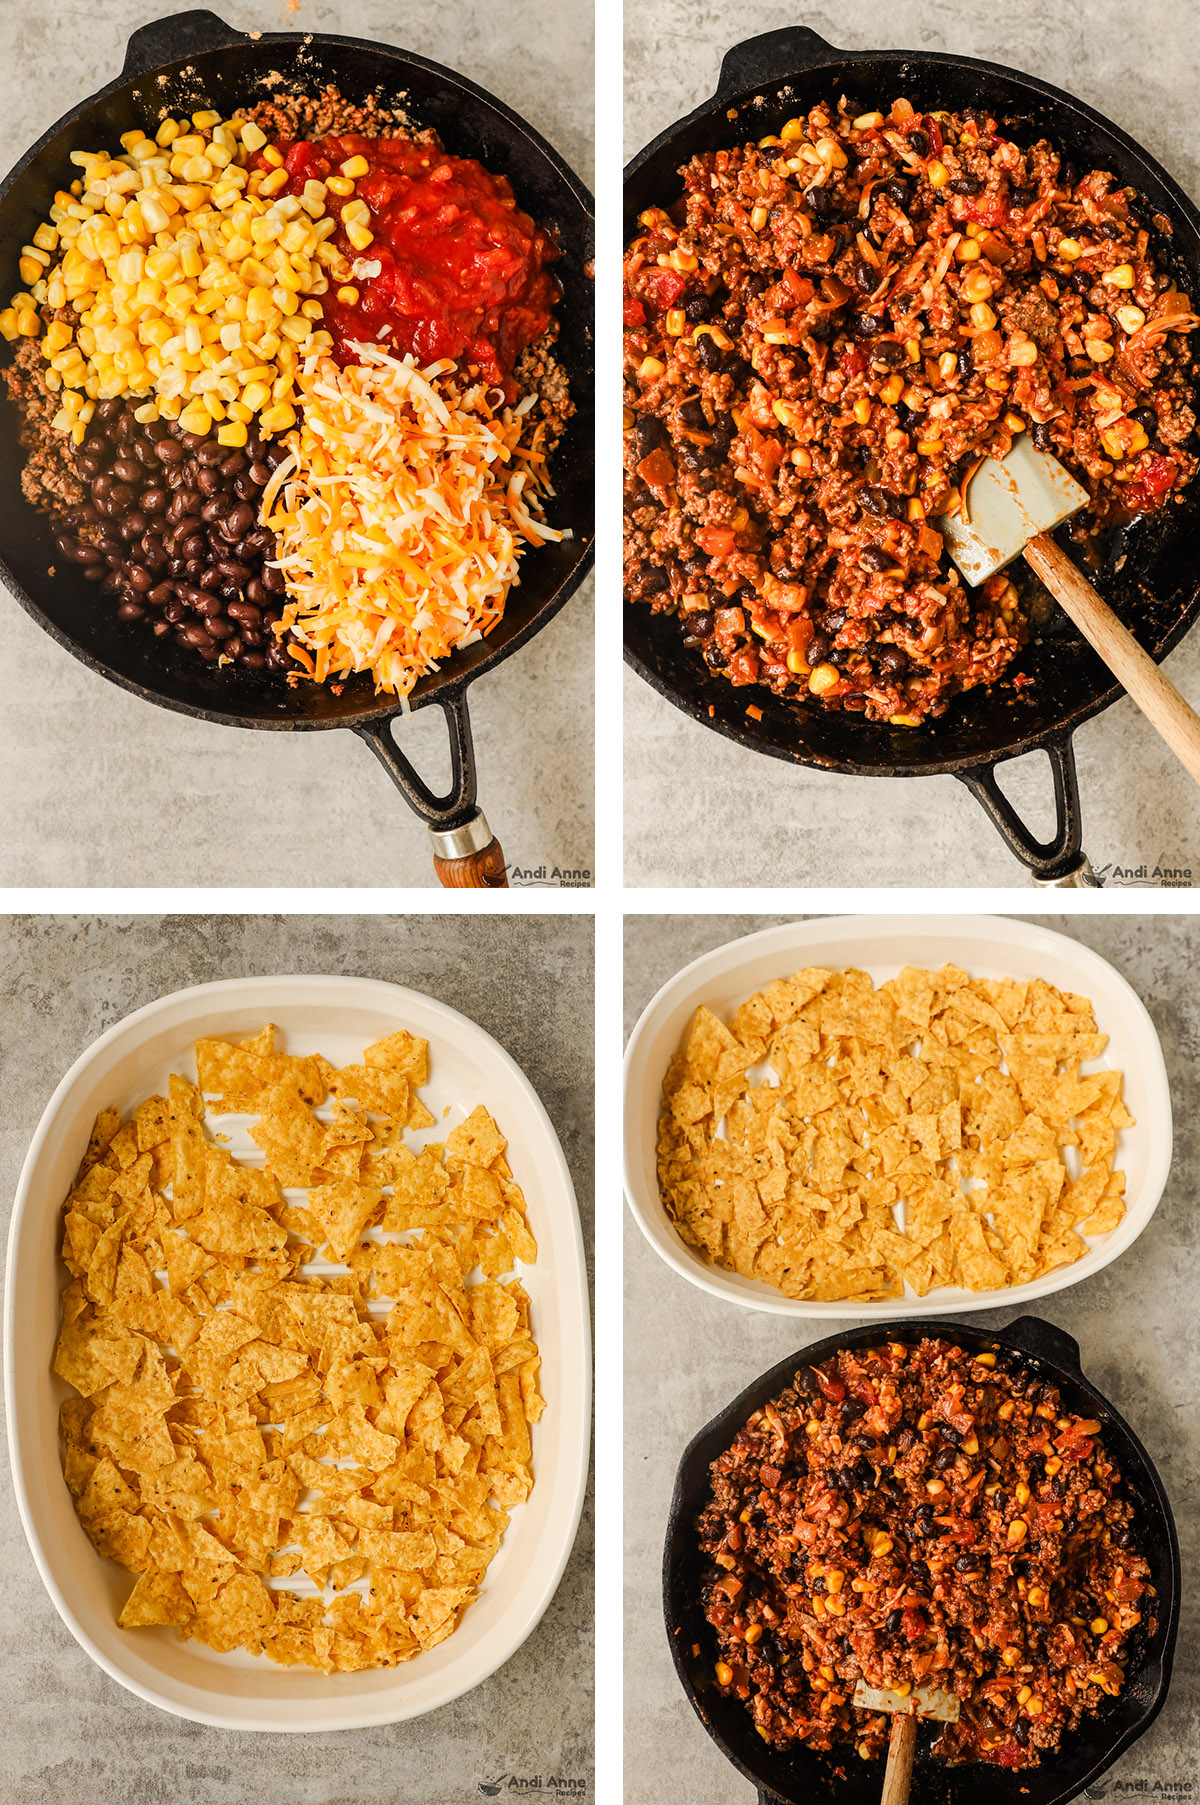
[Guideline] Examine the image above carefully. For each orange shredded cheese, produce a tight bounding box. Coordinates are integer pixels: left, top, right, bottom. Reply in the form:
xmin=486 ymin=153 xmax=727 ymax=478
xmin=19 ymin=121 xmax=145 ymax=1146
xmin=261 ymin=340 xmax=564 ymax=696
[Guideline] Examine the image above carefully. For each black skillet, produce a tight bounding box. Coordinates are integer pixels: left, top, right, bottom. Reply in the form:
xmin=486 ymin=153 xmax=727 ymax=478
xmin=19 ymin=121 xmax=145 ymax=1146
xmin=664 ymin=1316 xmax=1180 ymax=1805
xmin=0 ymin=9 xmax=594 ymax=887
xmin=625 ymin=28 xmax=1200 ymax=884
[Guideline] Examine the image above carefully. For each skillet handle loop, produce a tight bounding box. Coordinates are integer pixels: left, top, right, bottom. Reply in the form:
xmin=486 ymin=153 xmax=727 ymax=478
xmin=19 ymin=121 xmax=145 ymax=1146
xmin=955 ymin=735 xmax=1097 ymax=884
xmin=121 ymin=9 xmax=242 ymax=79
xmin=353 ymin=693 xmax=509 ymax=888
xmin=716 ymin=26 xmax=839 ymax=102
xmin=1001 ymin=1316 xmax=1084 ymax=1376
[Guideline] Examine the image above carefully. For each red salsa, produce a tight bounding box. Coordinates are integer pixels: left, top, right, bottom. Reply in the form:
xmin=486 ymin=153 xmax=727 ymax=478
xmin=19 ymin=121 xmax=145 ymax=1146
xmin=271 ymin=134 xmax=558 ymax=389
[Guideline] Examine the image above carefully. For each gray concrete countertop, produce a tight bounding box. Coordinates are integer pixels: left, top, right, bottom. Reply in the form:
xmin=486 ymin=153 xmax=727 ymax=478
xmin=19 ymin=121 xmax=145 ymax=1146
xmin=624 ymin=913 xmax=1198 ymax=1801
xmin=0 ymin=0 xmax=594 ymax=889
xmin=0 ymin=914 xmax=593 ymax=1805
xmin=623 ymin=1 xmax=1200 ymax=889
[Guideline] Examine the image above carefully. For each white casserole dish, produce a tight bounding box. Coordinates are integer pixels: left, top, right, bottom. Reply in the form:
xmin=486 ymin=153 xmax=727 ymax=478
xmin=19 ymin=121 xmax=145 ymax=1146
xmin=6 ymin=974 xmax=590 ymax=1731
xmin=624 ymin=916 xmax=1171 ymax=1318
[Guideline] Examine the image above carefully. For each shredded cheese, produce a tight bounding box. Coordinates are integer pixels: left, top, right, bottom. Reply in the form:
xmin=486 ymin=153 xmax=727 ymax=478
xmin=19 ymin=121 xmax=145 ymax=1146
xmin=261 ymin=340 xmax=565 ymax=696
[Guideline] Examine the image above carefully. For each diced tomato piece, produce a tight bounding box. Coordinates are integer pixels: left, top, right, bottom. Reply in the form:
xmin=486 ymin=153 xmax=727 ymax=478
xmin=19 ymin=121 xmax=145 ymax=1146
xmin=818 ymin=1373 xmax=846 ymax=1402
xmin=841 ymin=346 xmax=869 ymax=378
xmin=901 ymin=1607 xmax=926 ymax=1642
xmin=623 ymin=294 xmax=646 ymax=327
xmin=1125 ymin=453 xmax=1176 ymax=514
xmin=966 ymin=195 xmax=1011 ymax=228
xmin=783 ymin=268 xmax=815 ymax=306
xmin=850 ymin=1378 xmax=879 ymax=1407
xmin=642 ymin=267 xmax=687 ymax=313
xmin=697 ymin=527 xmax=736 ymax=557
xmin=636 ymin=447 xmax=675 ymax=495
xmin=994 ymin=1741 xmax=1027 ymax=1769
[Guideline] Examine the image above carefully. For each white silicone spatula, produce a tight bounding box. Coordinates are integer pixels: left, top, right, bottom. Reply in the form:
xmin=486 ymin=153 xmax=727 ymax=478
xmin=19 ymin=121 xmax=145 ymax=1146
xmin=939 ymin=434 xmax=1200 ymax=784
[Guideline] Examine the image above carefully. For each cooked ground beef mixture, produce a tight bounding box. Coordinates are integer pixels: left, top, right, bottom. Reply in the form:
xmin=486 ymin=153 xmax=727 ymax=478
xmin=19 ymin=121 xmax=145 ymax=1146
xmin=624 ymin=98 xmax=1199 ymax=723
xmin=697 ymin=1338 xmax=1152 ymax=1768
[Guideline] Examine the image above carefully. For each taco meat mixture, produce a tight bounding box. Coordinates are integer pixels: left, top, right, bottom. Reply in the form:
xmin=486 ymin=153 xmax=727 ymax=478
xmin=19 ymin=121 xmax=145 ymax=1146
xmin=624 ymin=98 xmax=1198 ymax=723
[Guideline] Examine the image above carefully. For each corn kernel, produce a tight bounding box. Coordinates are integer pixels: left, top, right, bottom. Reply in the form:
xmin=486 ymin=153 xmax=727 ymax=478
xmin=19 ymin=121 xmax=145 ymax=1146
xmin=917 ymin=437 xmax=944 ymax=455
xmin=808 ymin=663 xmax=839 ymax=696
xmin=325 ymin=174 xmax=355 ymax=197
xmin=259 ymin=166 xmax=288 ymax=197
xmin=1001 ymin=1647 xmax=1020 ymax=1667
xmin=853 ymin=396 xmax=871 ymax=425
xmin=715 ymin=1662 xmax=733 ymax=1686
xmin=214 ymin=420 xmax=247 ymax=447
xmin=1058 ymin=237 xmax=1081 ymax=261
xmin=1091 ymin=1618 xmax=1108 ymax=1635
xmin=926 ymin=1476 xmax=947 ymax=1495
xmin=1008 ymin=1518 xmax=1028 ymax=1544
xmin=1116 ymin=304 xmax=1146 ymax=333
xmin=259 ymin=402 xmax=295 ymax=434
xmin=885 ymin=428 xmax=908 ymax=450
xmin=1027 ymin=1699 xmax=1043 ymax=1717
xmin=853 ymin=112 xmax=884 ymax=131
xmin=345 ymin=220 xmax=374 ymax=252
xmin=927 ymin=160 xmax=948 ymax=187
xmin=1085 ymin=338 xmax=1114 ymax=363
xmin=665 ymin=308 xmax=686 ymax=337
xmin=1103 ymin=263 xmax=1135 ymax=289
xmin=1017 ymin=1686 xmax=1032 ymax=1705
xmin=1015 ymin=1482 xmax=1031 ymax=1506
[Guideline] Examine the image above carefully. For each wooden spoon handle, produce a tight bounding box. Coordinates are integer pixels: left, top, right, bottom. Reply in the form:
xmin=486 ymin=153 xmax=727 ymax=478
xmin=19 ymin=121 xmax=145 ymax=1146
xmin=881 ymin=1711 xmax=918 ymax=1805
xmin=1024 ymin=531 xmax=1200 ymax=785
xmin=432 ymin=835 xmax=508 ymax=888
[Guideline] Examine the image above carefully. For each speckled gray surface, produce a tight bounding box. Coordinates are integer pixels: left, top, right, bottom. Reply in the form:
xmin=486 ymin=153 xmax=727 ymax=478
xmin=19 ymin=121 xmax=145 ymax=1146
xmin=624 ymin=913 xmax=1199 ymax=1801
xmin=0 ymin=915 xmax=593 ymax=1804
xmin=623 ymin=0 xmax=1200 ymax=888
xmin=0 ymin=0 xmax=594 ymax=889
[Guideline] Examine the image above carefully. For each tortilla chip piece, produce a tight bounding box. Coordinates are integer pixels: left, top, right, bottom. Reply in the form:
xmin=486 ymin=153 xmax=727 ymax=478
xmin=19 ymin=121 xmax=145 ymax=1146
xmin=446 ymin=1106 xmax=507 ymax=1171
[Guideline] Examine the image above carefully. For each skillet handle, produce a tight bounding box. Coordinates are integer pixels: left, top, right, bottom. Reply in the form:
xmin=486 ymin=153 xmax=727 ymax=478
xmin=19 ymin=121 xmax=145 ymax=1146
xmin=955 ymin=734 xmax=1098 ymax=885
xmin=353 ymin=693 xmax=509 ymax=889
xmin=121 ymin=9 xmax=242 ymax=77
xmin=716 ymin=26 xmax=840 ymax=103
xmin=1002 ymin=1316 xmax=1084 ymax=1377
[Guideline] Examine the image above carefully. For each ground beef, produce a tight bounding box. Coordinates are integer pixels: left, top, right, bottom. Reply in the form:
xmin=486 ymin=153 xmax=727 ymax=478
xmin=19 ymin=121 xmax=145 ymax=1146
xmin=236 ymin=84 xmax=434 ymax=144
xmin=624 ymin=97 xmax=1199 ymax=724
xmin=1 ymin=337 xmax=85 ymax=511
xmin=698 ymin=1338 xmax=1152 ymax=1771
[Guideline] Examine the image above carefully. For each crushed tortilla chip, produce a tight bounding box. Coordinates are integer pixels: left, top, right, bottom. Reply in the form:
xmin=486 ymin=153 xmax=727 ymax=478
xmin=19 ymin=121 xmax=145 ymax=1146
xmin=55 ymin=1022 xmax=541 ymax=1674
xmin=658 ymin=965 xmax=1132 ymax=1302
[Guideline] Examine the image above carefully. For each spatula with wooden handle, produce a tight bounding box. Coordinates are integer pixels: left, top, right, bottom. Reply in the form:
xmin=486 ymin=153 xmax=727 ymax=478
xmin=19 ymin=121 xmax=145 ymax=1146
xmin=939 ymin=434 xmax=1200 ymax=785
xmin=853 ymin=1680 xmax=959 ymax=1805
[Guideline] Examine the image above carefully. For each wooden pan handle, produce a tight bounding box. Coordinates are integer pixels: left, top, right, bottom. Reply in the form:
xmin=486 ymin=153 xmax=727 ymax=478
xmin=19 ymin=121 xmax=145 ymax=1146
xmin=1025 ymin=532 xmax=1200 ymax=785
xmin=433 ymin=835 xmax=508 ymax=888
xmin=881 ymin=1711 xmax=918 ymax=1805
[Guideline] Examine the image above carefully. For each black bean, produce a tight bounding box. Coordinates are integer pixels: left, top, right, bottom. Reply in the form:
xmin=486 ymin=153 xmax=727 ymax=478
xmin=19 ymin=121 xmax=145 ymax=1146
xmin=227 ymin=599 xmax=263 ymax=628
xmin=127 ymin=565 xmax=153 ymax=594
xmin=181 ymin=623 xmax=215 ymax=650
xmin=703 ymin=643 xmax=727 ymax=670
xmin=950 ymin=174 xmax=983 ymax=197
xmin=234 ymin=472 xmax=259 ymax=502
xmin=808 ymin=317 xmax=833 ymax=344
xmin=199 ymin=568 xmax=223 ymax=593
xmin=870 ymin=340 xmax=907 ymax=367
xmin=1031 ymin=421 xmax=1053 ymax=451
xmin=221 ymin=452 xmax=246 ymax=480
xmin=860 ymin=544 xmax=892 ymax=572
xmin=850 ymin=313 xmax=882 ymax=339
xmin=206 ymin=615 xmax=235 ymax=639
xmin=863 ymin=487 xmax=889 ymax=515
xmin=182 ymin=534 xmax=207 ymax=562
xmin=240 ymin=527 xmax=276 ymax=559
xmin=95 ymin=400 xmax=122 ymax=424
xmin=261 ymin=565 xmax=286 ymax=595
xmin=1131 ymin=405 xmax=1157 ymax=432
xmin=684 ymin=295 xmax=712 ymax=323
xmin=908 ymin=128 xmax=931 ymax=158
xmin=1010 ymin=184 xmax=1036 ymax=208
xmin=134 ymin=437 xmax=160 ymax=466
xmin=155 ymin=438 xmax=185 ymax=464
xmin=957 ymin=349 xmax=973 ymax=380
xmin=696 ymin=334 xmax=723 ymax=371
xmin=885 ymin=1609 xmax=903 ymax=1633
xmin=1014 ymin=1720 xmax=1029 ymax=1747
xmin=265 ymin=640 xmax=291 ymax=672
xmin=148 ymin=582 xmax=175 ymax=606
xmin=855 ymin=261 xmax=877 ymax=293
xmin=75 ymin=455 xmax=102 ymax=480
xmin=116 ymin=599 xmax=145 ymax=621
xmin=678 ymin=398 xmax=708 ymax=430
xmin=197 ymin=466 xmax=221 ymax=496
xmin=877 ymin=644 xmax=908 ymax=675
xmin=882 ymin=178 xmax=909 ymax=206
xmin=112 ymin=456 xmax=142 ymax=483
xmin=164 ymin=600 xmax=187 ymax=624
xmin=954 ymin=1552 xmax=979 ymax=1572
xmin=805 ymin=634 xmax=829 ymax=664
xmin=107 ymin=482 xmax=137 ymax=512
xmin=224 ymin=502 xmax=256 ymax=539
xmin=248 ymin=460 xmax=273 ymax=485
xmin=1099 ymin=219 xmax=1123 ymax=240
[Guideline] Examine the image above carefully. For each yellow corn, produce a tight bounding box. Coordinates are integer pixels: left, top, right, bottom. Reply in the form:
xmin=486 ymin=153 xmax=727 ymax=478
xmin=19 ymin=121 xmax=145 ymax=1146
xmin=715 ymin=1662 xmax=733 ymax=1687
xmin=1058 ymin=237 xmax=1082 ymax=260
xmin=853 ymin=397 xmax=871 ymax=424
xmin=259 ymin=402 xmax=295 ymax=434
xmin=969 ymin=301 xmax=997 ymax=332
xmin=808 ymin=663 xmax=840 ymax=696
xmin=1045 ymin=1457 xmax=1062 ymax=1475
xmin=938 ymin=352 xmax=958 ymax=379
xmin=345 ymin=219 xmax=374 ymax=252
xmin=1116 ymin=304 xmax=1146 ymax=333
xmin=1017 ymin=1686 xmax=1032 ymax=1705
xmin=743 ymin=1623 xmax=762 ymax=1645
xmin=1103 ymin=263 xmax=1135 ymax=289
xmin=1001 ymin=1646 xmax=1020 ymax=1667
xmin=1008 ymin=1518 xmax=1029 ymax=1544
xmin=325 ymin=174 xmax=355 ymax=197
xmin=339 ymin=154 xmax=370 ymax=179
xmin=917 ymin=438 xmax=944 ymax=456
xmin=666 ymin=308 xmax=686 ymax=337
xmin=1086 ymin=338 xmax=1115 ymax=363
xmin=927 ymin=160 xmax=949 ymax=187
xmin=1091 ymin=1617 xmax=1108 ymax=1635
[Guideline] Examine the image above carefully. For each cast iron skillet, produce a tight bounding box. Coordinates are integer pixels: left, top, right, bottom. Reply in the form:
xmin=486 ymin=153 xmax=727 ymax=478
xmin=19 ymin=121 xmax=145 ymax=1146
xmin=664 ymin=1316 xmax=1180 ymax=1805
xmin=625 ymin=29 xmax=1200 ymax=883
xmin=0 ymin=9 xmax=594 ymax=887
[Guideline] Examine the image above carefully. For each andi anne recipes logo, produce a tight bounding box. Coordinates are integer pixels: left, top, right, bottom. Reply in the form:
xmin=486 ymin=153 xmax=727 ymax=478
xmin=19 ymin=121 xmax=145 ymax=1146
xmin=477 ymin=1777 xmax=587 ymax=1796
xmin=504 ymin=862 xmax=592 ymax=889
xmin=1093 ymin=856 xmax=1194 ymax=887
xmin=1084 ymin=1782 xmax=1194 ymax=1800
